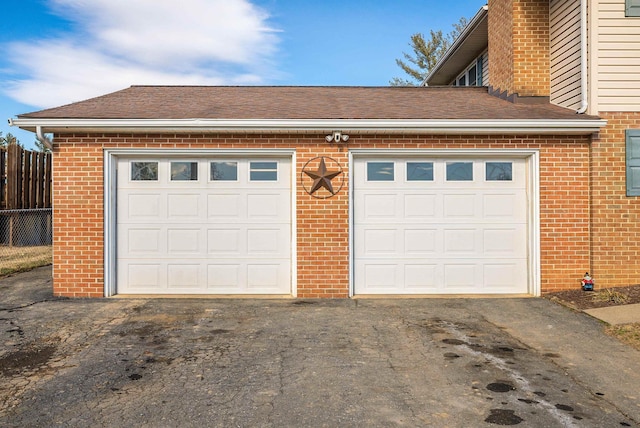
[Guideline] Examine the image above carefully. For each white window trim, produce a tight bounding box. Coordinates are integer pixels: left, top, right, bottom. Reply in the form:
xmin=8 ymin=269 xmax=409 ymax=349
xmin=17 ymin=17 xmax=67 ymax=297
xmin=454 ymin=56 xmax=482 ymax=87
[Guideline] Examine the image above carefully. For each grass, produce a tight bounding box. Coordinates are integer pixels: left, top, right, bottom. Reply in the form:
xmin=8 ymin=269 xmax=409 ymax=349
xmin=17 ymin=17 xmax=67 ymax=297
xmin=606 ymin=323 xmax=640 ymax=351
xmin=0 ymin=245 xmax=52 ymax=277
xmin=592 ymin=288 xmax=630 ymax=305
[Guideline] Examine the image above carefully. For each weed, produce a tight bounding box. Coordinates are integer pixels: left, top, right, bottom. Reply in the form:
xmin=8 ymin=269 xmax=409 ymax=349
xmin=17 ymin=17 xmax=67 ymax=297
xmin=591 ymin=288 xmax=630 ymax=305
xmin=606 ymin=323 xmax=640 ymax=351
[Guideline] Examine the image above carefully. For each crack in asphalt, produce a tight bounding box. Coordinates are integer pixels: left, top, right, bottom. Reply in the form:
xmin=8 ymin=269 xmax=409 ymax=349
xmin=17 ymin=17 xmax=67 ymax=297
xmin=0 ymin=299 xmax=65 ymax=312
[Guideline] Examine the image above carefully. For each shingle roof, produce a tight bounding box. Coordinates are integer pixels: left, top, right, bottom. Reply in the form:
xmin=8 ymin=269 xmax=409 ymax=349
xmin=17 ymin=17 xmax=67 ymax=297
xmin=18 ymin=86 xmax=599 ymax=121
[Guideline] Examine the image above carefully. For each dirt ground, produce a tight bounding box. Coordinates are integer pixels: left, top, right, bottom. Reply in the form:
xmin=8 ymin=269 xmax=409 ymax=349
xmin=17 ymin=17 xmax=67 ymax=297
xmin=544 ymin=284 xmax=640 ymax=310
xmin=545 ymin=284 xmax=640 ymax=351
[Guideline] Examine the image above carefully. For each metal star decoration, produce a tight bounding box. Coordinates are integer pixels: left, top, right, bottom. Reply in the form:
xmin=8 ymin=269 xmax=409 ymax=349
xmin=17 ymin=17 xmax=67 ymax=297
xmin=303 ymin=157 xmax=342 ymax=195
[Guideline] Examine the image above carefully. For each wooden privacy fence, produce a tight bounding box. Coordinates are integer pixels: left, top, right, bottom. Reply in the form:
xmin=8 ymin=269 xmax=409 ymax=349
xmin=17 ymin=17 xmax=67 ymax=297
xmin=0 ymin=143 xmax=52 ymax=210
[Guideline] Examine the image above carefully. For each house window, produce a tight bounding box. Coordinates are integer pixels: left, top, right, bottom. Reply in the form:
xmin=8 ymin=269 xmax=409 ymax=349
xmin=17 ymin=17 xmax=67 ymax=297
xmin=367 ymin=162 xmax=394 ymax=181
xmin=626 ymin=130 xmax=640 ymax=196
xmin=468 ymin=65 xmax=477 ymax=86
xmin=407 ymin=162 xmax=434 ymax=181
xmin=446 ymin=162 xmax=473 ymax=181
xmin=454 ymin=56 xmax=484 ymax=87
xmin=210 ymin=161 xmax=238 ymax=181
xmin=486 ymin=162 xmax=513 ymax=181
xmin=626 ymin=0 xmax=640 ymax=17
xmin=131 ymin=162 xmax=158 ymax=181
xmin=250 ymin=161 xmax=278 ymax=181
xmin=171 ymin=162 xmax=198 ymax=181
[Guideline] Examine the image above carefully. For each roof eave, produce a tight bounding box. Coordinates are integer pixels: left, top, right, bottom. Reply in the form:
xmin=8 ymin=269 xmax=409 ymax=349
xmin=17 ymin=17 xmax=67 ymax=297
xmin=425 ymin=5 xmax=489 ymax=86
xmin=9 ymin=118 xmax=607 ymax=136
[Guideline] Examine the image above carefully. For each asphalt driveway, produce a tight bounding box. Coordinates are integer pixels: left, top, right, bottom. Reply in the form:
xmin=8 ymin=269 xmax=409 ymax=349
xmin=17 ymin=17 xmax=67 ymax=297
xmin=0 ymin=267 xmax=639 ymax=427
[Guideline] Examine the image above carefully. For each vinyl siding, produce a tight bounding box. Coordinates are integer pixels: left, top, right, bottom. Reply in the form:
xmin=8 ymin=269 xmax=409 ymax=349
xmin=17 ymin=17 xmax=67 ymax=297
xmin=550 ymin=0 xmax=582 ymax=110
xmin=597 ymin=0 xmax=640 ymax=111
xmin=481 ymin=49 xmax=490 ymax=86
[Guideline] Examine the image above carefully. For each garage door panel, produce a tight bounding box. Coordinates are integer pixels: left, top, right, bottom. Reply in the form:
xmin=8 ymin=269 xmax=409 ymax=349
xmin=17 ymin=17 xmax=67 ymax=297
xmin=127 ymin=228 xmax=162 ymax=254
xmin=125 ymin=264 xmax=163 ymax=289
xmin=360 ymin=263 xmax=398 ymax=289
xmin=363 ymin=229 xmax=397 ymax=254
xmin=117 ymin=157 xmax=291 ymax=295
xmin=354 ymin=156 xmax=530 ymax=295
xmin=167 ymin=194 xmax=201 ymax=218
xmin=247 ymin=193 xmax=288 ymax=219
xmin=167 ymin=264 xmax=202 ymax=289
xmin=482 ymin=193 xmax=527 ymax=222
xmin=207 ymin=194 xmax=242 ymax=218
xmin=247 ymin=228 xmax=289 ymax=255
xmin=443 ymin=194 xmax=477 ymax=217
xmin=443 ymin=264 xmax=477 ymax=288
xmin=405 ymin=264 xmax=438 ymax=289
xmin=404 ymin=194 xmax=437 ymax=218
xmin=207 ymin=264 xmax=241 ymax=288
xmin=247 ymin=264 xmax=285 ymax=289
xmin=167 ymin=228 xmax=201 ymax=254
xmin=404 ymin=229 xmax=438 ymax=254
xmin=443 ymin=228 xmax=477 ymax=254
xmin=484 ymin=263 xmax=527 ymax=289
xmin=208 ymin=229 xmax=241 ymax=253
xmin=362 ymin=193 xmax=398 ymax=219
xmin=483 ymin=226 xmax=526 ymax=256
xmin=127 ymin=194 xmax=162 ymax=218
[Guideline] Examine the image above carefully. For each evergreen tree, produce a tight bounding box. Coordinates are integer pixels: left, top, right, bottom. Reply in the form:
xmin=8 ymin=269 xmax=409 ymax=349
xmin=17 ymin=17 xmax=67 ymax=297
xmin=391 ymin=17 xmax=468 ymax=86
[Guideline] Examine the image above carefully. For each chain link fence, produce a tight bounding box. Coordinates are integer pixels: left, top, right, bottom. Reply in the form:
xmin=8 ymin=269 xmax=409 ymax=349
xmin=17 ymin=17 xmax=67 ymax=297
xmin=0 ymin=209 xmax=52 ymax=276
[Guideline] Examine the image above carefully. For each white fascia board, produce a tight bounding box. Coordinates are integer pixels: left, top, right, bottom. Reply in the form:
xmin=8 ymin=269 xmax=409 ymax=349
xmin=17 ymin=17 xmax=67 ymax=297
xmin=10 ymin=118 xmax=607 ymax=135
xmin=424 ymin=5 xmax=489 ymax=85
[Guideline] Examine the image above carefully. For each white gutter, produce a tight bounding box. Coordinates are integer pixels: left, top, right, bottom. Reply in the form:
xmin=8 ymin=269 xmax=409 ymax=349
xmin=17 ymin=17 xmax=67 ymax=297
xmin=8 ymin=118 xmax=53 ymax=149
xmin=9 ymin=117 xmax=607 ymax=135
xmin=423 ymin=5 xmax=489 ymax=86
xmin=35 ymin=125 xmax=53 ymax=150
xmin=576 ymin=0 xmax=588 ymax=114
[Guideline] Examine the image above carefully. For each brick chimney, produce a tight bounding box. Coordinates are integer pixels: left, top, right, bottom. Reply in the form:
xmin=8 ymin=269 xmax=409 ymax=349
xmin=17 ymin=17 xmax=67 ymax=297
xmin=488 ymin=0 xmax=550 ymax=101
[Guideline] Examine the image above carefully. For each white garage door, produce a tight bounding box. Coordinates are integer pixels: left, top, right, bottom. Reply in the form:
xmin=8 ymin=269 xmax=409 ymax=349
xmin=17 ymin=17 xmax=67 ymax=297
xmin=354 ymin=157 xmax=529 ymax=295
xmin=116 ymin=157 xmax=291 ymax=295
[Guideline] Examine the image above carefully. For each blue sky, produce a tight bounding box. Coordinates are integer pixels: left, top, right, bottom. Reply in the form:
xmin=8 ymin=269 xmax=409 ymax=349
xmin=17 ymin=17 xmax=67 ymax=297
xmin=1 ymin=0 xmax=483 ymax=149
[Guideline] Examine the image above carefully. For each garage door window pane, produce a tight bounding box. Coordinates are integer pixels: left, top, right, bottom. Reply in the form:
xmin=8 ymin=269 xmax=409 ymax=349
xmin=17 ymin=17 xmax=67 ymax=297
xmin=171 ymin=162 xmax=198 ymax=181
xmin=210 ymin=161 xmax=238 ymax=181
xmin=250 ymin=161 xmax=278 ymax=181
xmin=446 ymin=162 xmax=473 ymax=181
xmin=367 ymin=162 xmax=394 ymax=181
xmin=486 ymin=162 xmax=513 ymax=181
xmin=131 ymin=162 xmax=158 ymax=181
xmin=407 ymin=162 xmax=434 ymax=181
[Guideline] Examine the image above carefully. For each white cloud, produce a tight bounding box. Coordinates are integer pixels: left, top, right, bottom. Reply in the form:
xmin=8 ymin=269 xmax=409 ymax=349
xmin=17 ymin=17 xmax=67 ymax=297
xmin=4 ymin=0 xmax=280 ymax=108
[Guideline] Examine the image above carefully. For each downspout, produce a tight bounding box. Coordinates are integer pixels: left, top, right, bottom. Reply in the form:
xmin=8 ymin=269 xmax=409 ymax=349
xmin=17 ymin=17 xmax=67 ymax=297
xmin=577 ymin=0 xmax=588 ymax=114
xmin=35 ymin=126 xmax=53 ymax=150
xmin=7 ymin=119 xmax=53 ymax=150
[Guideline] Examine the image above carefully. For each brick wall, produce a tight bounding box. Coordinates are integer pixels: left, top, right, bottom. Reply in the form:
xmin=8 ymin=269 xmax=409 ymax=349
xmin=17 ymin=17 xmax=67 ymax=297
xmin=296 ymin=143 xmax=350 ymax=298
xmin=488 ymin=0 xmax=550 ymax=97
xmin=53 ymin=143 xmax=105 ymax=297
xmin=590 ymin=114 xmax=640 ymax=288
xmin=52 ymin=133 xmax=590 ymax=297
xmin=488 ymin=0 xmax=514 ymax=95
